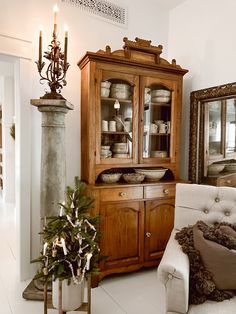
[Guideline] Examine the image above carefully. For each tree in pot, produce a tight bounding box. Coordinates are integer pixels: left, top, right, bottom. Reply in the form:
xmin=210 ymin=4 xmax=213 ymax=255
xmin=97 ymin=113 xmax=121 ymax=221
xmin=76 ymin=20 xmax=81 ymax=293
xmin=33 ymin=177 xmax=99 ymax=311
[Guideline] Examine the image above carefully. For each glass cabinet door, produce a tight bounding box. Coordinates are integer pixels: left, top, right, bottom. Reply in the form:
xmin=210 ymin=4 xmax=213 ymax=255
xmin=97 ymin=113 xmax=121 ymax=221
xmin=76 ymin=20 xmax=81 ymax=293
xmin=98 ymin=70 xmax=138 ymax=164
xmin=141 ymin=77 xmax=173 ymax=163
xmin=226 ymin=98 xmax=236 ymax=157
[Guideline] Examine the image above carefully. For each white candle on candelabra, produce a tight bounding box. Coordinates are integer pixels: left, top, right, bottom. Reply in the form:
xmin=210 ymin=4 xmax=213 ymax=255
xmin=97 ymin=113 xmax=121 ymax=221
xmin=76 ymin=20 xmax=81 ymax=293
xmin=39 ymin=25 xmax=43 ymax=65
xmin=64 ymin=25 xmax=68 ymax=71
xmin=53 ymin=4 xmax=59 ymax=34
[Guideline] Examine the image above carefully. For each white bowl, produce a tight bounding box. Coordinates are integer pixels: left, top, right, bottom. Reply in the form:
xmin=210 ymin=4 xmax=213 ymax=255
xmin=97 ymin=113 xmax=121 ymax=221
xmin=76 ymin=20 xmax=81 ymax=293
xmin=101 ymin=87 xmax=110 ymax=97
xmin=207 ymin=164 xmax=225 ymax=175
xmin=123 ymin=173 xmax=145 ymax=183
xmin=135 ymin=168 xmax=167 ymax=182
xmin=151 ymin=96 xmax=170 ymax=103
xmin=101 ymin=145 xmax=110 ymax=150
xmin=151 ymin=89 xmax=171 ymax=97
xmin=111 ymin=83 xmax=131 ymax=91
xmin=101 ymin=81 xmax=111 ymax=88
xmin=224 ymin=163 xmax=236 ymax=172
xmin=113 ymin=143 xmax=128 ymax=148
xmin=112 ymin=147 xmax=128 ymax=153
xmin=110 ymin=89 xmax=130 ymax=100
xmin=101 ymin=173 xmax=122 ymax=183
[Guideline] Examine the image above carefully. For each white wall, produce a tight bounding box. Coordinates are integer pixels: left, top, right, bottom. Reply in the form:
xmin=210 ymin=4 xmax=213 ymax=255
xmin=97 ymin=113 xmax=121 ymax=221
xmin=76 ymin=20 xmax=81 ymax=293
xmin=168 ymin=0 xmax=236 ymax=179
xmin=0 ymin=0 xmax=171 ymax=279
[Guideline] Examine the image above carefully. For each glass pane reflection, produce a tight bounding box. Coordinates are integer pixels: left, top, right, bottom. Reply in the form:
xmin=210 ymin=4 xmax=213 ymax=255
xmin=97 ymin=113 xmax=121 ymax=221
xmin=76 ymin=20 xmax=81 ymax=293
xmin=226 ymin=99 xmax=236 ymax=154
xmin=208 ymin=101 xmax=222 ymax=156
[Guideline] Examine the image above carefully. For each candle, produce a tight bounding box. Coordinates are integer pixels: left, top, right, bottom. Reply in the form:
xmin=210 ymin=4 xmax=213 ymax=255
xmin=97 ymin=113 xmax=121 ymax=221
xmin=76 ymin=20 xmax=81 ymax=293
xmin=60 ymin=238 xmax=67 ymax=255
xmin=86 ymin=252 xmax=93 ymax=270
xmin=39 ymin=25 xmax=43 ymax=65
xmin=59 ymin=205 xmax=63 ymax=217
xmin=53 ymin=4 xmax=59 ymax=34
xmin=64 ymin=25 xmax=68 ymax=71
xmin=43 ymin=242 xmax=48 ymax=256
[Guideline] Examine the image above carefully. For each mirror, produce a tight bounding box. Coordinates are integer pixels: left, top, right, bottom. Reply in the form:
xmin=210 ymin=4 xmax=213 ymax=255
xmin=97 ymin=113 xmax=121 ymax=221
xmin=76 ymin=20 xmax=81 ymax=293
xmin=189 ymin=82 xmax=236 ymax=183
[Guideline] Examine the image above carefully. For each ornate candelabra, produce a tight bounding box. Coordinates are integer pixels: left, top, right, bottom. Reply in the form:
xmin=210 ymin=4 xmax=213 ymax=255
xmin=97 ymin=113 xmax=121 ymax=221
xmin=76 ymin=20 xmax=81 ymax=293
xmin=36 ymin=5 xmax=70 ymax=99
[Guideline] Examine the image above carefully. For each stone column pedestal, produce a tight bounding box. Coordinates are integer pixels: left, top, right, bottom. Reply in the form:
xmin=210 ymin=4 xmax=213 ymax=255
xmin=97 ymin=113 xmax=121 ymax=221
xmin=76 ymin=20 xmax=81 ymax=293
xmin=22 ymin=99 xmax=73 ymax=301
xmin=31 ymin=98 xmax=74 ymax=218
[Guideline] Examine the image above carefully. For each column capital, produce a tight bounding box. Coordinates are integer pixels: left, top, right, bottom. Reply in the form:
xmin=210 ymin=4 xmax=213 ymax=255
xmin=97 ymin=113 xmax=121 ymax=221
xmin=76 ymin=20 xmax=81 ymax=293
xmin=31 ymin=98 xmax=74 ymax=112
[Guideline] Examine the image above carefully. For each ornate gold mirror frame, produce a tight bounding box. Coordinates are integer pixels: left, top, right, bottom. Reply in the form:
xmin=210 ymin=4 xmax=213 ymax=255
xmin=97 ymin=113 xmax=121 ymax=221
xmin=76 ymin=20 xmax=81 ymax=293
xmin=189 ymin=82 xmax=236 ymax=183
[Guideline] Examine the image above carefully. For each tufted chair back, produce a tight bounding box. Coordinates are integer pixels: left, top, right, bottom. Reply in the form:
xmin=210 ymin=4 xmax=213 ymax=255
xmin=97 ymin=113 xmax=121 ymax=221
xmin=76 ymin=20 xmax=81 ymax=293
xmin=174 ymin=183 xmax=236 ymax=230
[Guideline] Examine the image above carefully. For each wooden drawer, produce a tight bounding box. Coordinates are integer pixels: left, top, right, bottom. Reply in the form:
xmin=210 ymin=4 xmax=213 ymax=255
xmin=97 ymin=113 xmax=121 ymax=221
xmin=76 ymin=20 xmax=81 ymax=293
xmin=100 ymin=187 xmax=143 ymax=202
xmin=144 ymin=184 xmax=176 ymax=199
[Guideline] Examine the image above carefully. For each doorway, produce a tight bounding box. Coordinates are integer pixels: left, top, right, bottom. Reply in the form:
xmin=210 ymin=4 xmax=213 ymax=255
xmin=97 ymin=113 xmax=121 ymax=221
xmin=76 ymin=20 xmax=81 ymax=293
xmin=0 ymin=33 xmax=33 ymax=280
xmin=0 ymin=57 xmax=15 ymax=203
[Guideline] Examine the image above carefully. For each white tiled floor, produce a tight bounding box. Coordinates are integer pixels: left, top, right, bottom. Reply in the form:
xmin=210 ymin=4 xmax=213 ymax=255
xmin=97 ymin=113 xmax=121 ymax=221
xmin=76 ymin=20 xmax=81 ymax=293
xmin=0 ymin=200 xmax=166 ymax=314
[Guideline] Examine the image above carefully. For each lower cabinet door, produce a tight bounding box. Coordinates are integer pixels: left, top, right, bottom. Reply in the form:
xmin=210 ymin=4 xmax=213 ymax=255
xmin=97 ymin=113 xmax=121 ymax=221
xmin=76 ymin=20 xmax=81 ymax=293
xmin=144 ymin=198 xmax=174 ymax=261
xmin=100 ymin=201 xmax=144 ymax=270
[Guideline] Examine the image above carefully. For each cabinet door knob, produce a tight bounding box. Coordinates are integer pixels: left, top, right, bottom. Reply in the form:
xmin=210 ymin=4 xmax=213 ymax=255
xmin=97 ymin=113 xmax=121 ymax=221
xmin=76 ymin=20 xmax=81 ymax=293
xmin=119 ymin=192 xmax=127 ymax=197
xmin=146 ymin=232 xmax=151 ymax=238
xmin=163 ymin=189 xmax=169 ymax=195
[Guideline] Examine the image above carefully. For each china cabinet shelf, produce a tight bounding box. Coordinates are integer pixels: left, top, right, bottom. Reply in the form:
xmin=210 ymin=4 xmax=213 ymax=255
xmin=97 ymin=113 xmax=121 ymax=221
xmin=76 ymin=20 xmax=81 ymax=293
xmin=144 ymin=132 xmax=170 ymax=136
xmin=101 ymin=97 xmax=132 ymax=104
xmin=150 ymin=102 xmax=171 ymax=107
xmin=78 ymin=37 xmax=188 ymax=286
xmin=144 ymin=102 xmax=171 ymax=108
xmin=102 ymin=131 xmax=131 ymax=135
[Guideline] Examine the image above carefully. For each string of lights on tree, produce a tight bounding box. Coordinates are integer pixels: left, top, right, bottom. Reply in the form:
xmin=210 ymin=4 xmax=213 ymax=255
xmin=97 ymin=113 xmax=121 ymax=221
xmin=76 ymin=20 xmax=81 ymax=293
xmin=33 ymin=177 xmax=100 ymax=284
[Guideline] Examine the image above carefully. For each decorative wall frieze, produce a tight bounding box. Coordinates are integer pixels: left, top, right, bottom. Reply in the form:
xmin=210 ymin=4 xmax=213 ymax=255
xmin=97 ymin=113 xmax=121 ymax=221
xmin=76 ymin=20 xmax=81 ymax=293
xmin=61 ymin=0 xmax=127 ymax=27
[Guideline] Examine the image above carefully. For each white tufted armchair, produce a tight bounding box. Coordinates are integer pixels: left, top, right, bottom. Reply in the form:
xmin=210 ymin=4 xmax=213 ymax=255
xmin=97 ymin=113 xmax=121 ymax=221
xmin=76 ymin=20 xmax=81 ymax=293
xmin=157 ymin=183 xmax=236 ymax=314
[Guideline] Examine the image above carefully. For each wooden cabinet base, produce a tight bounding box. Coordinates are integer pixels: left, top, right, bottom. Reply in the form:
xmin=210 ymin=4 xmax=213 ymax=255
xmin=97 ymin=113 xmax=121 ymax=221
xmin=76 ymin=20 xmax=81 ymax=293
xmin=89 ymin=182 xmax=179 ymax=287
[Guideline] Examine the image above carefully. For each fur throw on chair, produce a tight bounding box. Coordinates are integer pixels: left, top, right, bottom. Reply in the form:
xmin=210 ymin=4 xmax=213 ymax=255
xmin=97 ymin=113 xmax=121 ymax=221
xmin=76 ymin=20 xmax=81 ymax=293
xmin=175 ymin=221 xmax=236 ymax=304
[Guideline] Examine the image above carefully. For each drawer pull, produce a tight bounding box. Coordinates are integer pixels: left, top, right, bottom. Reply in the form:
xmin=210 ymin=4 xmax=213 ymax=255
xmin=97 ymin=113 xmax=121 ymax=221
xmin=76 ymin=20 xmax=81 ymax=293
xmin=226 ymin=180 xmax=231 ymax=184
xmin=119 ymin=192 xmax=127 ymax=197
xmin=146 ymin=232 xmax=152 ymax=238
xmin=163 ymin=189 xmax=169 ymax=195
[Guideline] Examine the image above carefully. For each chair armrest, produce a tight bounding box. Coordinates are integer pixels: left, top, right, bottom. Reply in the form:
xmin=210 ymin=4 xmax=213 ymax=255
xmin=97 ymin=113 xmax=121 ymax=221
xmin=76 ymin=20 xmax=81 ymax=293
xmin=157 ymin=229 xmax=190 ymax=314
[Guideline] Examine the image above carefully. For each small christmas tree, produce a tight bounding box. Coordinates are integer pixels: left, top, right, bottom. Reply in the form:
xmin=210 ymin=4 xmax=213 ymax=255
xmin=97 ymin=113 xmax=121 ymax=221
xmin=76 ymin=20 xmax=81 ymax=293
xmin=33 ymin=177 xmax=99 ymax=284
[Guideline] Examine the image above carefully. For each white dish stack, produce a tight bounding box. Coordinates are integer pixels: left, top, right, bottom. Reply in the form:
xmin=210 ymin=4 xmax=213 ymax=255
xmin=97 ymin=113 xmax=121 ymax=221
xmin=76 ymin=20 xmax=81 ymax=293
xmin=101 ymin=81 xmax=111 ymax=98
xmin=101 ymin=145 xmax=112 ymax=158
xmin=112 ymin=142 xmax=129 ymax=158
xmin=110 ymin=83 xmax=131 ymax=100
xmin=151 ymin=89 xmax=171 ymax=103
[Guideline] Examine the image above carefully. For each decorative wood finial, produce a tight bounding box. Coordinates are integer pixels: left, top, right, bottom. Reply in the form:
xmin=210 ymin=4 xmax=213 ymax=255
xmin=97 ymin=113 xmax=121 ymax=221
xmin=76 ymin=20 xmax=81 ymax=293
xmin=105 ymin=45 xmax=111 ymax=54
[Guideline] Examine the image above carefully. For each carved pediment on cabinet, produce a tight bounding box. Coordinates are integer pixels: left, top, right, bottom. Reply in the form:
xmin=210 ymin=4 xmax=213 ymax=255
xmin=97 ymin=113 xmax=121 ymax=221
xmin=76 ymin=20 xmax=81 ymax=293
xmin=79 ymin=37 xmax=188 ymax=75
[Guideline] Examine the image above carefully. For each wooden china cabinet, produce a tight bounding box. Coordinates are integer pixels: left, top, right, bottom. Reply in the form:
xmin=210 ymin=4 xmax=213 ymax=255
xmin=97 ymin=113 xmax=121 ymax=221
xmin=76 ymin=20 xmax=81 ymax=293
xmin=78 ymin=37 xmax=188 ymax=285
